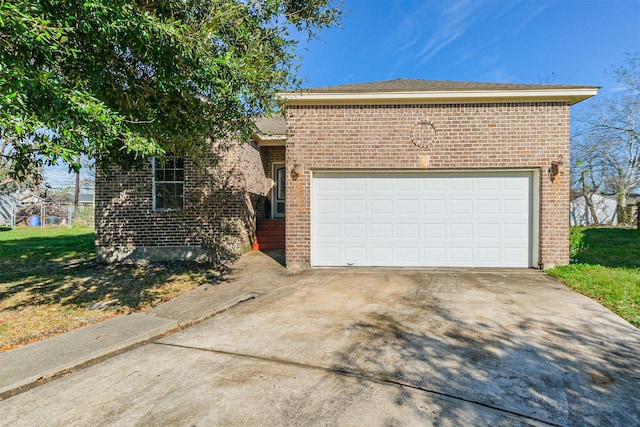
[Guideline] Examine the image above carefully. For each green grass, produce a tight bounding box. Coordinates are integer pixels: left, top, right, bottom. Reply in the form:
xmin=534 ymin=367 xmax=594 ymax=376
xmin=0 ymin=225 xmax=222 ymax=351
xmin=0 ymin=224 xmax=95 ymax=270
xmin=547 ymin=227 xmax=640 ymax=328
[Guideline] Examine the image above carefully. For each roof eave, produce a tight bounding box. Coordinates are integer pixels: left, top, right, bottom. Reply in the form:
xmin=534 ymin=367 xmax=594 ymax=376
xmin=277 ymin=88 xmax=599 ymax=106
xmin=253 ymin=133 xmax=286 ymax=146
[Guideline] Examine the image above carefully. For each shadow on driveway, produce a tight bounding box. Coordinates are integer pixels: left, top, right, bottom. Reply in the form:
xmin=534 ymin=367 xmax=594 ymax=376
xmin=332 ymin=270 xmax=639 ymax=425
xmin=1 ymin=260 xmax=638 ymax=426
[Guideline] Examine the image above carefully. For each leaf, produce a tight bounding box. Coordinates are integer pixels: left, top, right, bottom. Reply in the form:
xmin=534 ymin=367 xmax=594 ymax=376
xmin=0 ymin=0 xmax=342 ymax=181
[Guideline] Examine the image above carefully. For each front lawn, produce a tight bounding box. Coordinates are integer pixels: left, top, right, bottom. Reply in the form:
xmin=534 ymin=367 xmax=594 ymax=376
xmin=0 ymin=225 xmax=222 ymax=351
xmin=547 ymin=227 xmax=640 ymax=328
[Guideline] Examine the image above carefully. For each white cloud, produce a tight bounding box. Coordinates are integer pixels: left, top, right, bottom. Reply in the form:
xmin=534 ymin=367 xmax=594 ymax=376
xmin=482 ymin=66 xmax=517 ymax=83
xmin=415 ymin=0 xmax=490 ymax=67
xmin=512 ymin=4 xmax=549 ymax=34
xmin=397 ymin=29 xmax=424 ymax=54
xmin=409 ymin=0 xmax=530 ymax=68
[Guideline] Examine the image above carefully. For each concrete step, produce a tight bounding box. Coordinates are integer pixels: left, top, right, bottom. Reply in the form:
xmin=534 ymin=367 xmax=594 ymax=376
xmin=252 ymin=237 xmax=285 ymax=250
xmin=255 ymin=237 xmax=285 ymax=244
xmin=256 ymin=229 xmax=286 ymax=238
xmin=254 ymin=220 xmax=286 ymax=250
xmin=255 ymin=242 xmax=286 ymax=250
xmin=257 ymin=219 xmax=285 ymax=227
xmin=256 ymin=233 xmax=285 ymax=240
xmin=256 ymin=225 xmax=286 ymax=233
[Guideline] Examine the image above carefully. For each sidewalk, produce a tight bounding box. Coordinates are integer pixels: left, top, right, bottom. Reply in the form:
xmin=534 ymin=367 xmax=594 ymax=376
xmin=0 ymin=250 xmax=289 ymax=398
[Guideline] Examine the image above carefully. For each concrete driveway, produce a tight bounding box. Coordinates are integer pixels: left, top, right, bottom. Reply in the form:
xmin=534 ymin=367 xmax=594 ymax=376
xmin=1 ymin=252 xmax=639 ymax=426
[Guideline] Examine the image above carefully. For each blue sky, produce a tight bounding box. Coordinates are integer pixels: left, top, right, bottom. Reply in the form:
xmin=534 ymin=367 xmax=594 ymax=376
xmin=296 ymin=0 xmax=640 ymax=95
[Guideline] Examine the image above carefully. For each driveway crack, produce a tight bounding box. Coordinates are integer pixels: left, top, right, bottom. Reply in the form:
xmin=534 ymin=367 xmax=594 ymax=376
xmin=153 ymin=341 xmax=560 ymax=427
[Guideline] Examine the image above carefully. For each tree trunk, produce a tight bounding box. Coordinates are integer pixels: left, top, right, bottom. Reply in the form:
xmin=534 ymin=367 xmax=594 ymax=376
xmin=74 ymin=170 xmax=80 ymax=208
xmin=581 ymin=171 xmax=600 ymax=226
xmin=616 ymin=190 xmax=627 ymax=225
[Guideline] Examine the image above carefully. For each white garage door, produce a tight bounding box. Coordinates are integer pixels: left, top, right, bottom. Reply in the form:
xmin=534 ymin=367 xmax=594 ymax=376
xmin=312 ymin=171 xmax=533 ymax=267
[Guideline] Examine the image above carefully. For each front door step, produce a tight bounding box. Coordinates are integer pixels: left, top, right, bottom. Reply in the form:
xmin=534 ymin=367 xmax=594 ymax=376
xmin=253 ymin=220 xmax=285 ymax=250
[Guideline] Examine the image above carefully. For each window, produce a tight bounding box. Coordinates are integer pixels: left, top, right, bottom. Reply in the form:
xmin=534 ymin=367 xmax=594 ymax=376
xmin=152 ymin=156 xmax=184 ymax=211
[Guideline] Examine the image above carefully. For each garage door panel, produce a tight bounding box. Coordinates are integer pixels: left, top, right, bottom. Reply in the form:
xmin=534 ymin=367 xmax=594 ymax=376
xmin=344 ymin=223 xmax=367 ymax=239
xmin=504 ymin=199 xmax=528 ymax=214
xmin=316 ymin=223 xmax=340 ymax=238
xmin=344 ymin=200 xmax=366 ymax=215
xmin=344 ymin=178 xmax=366 ymax=192
xmin=450 ymin=178 xmax=473 ymax=191
xmin=504 ymin=247 xmax=528 ymax=263
xmin=316 ymin=198 xmax=340 ymax=215
xmin=450 ymin=247 xmax=474 ymax=263
xmin=478 ymin=199 xmax=500 ymax=214
xmin=504 ymin=177 xmax=529 ymax=191
xmin=315 ymin=246 xmax=341 ymax=264
xmin=423 ymin=199 xmax=446 ymax=213
xmin=450 ymin=199 xmax=473 ymax=214
xmin=477 ymin=223 xmax=500 ymax=239
xmin=397 ymin=179 xmax=420 ymax=192
xmin=424 ymin=247 xmax=447 ymax=262
xmin=315 ymin=178 xmax=340 ymax=192
xmin=424 ymin=178 xmax=446 ymax=191
xmin=504 ymin=223 xmax=528 ymax=239
xmin=423 ymin=223 xmax=446 ymax=238
xmin=370 ymin=223 xmax=393 ymax=239
xmin=450 ymin=223 xmax=473 ymax=238
xmin=398 ymin=199 xmax=419 ymax=214
xmin=478 ymin=247 xmax=501 ymax=263
xmin=370 ymin=179 xmax=393 ymax=191
xmin=370 ymin=199 xmax=393 ymax=214
xmin=312 ymin=172 xmax=532 ymax=267
xmin=370 ymin=247 xmax=393 ymax=262
xmin=398 ymin=223 xmax=420 ymax=239
xmin=397 ymin=248 xmax=420 ymax=264
xmin=478 ymin=178 xmax=500 ymax=190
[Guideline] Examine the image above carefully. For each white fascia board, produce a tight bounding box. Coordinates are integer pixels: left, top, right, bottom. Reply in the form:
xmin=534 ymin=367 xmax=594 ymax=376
xmin=253 ymin=133 xmax=286 ymax=146
xmin=277 ymin=88 xmax=599 ymax=106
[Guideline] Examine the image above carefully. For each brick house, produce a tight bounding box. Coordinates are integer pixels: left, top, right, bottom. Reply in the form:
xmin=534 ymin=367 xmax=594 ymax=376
xmin=95 ymin=79 xmax=597 ymax=268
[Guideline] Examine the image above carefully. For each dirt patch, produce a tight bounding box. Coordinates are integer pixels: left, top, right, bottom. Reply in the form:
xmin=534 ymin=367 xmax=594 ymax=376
xmin=0 ymin=261 xmax=223 ymax=351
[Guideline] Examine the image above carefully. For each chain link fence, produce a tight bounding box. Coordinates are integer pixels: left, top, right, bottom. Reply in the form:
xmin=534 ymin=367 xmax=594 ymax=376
xmin=0 ymin=199 xmax=94 ymax=229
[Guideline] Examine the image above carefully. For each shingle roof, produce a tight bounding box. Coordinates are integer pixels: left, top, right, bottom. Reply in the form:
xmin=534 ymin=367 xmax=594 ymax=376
xmin=254 ymin=116 xmax=286 ymax=136
xmin=279 ymin=78 xmax=599 ymax=106
xmin=304 ymin=78 xmax=598 ymax=93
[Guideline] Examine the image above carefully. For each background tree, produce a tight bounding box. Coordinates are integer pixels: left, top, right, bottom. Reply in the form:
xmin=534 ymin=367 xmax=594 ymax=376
xmin=1 ymin=137 xmax=42 ymax=194
xmin=0 ymin=0 xmax=342 ymax=183
xmin=572 ymin=53 xmax=640 ymax=224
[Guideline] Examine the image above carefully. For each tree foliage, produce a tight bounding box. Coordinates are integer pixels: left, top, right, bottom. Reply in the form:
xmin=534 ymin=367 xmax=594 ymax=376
xmin=1 ymin=137 xmax=42 ymax=193
xmin=572 ymin=53 xmax=640 ymax=224
xmin=0 ymin=0 xmax=342 ymax=184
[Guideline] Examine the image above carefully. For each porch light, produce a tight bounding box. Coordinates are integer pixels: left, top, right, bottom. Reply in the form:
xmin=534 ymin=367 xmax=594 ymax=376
xmin=291 ymin=163 xmax=300 ymax=181
xmin=548 ymin=155 xmax=565 ymax=181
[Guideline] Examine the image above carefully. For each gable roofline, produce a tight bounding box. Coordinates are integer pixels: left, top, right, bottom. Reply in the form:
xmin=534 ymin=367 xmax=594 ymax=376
xmin=278 ymin=78 xmax=599 ymax=106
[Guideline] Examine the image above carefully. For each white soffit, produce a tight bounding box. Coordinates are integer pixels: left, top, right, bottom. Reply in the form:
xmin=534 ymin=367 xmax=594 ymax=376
xmin=278 ymin=88 xmax=599 ymax=106
xmin=253 ymin=133 xmax=286 ymax=146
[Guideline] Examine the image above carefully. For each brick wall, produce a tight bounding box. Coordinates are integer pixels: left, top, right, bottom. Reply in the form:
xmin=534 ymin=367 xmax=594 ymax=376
xmin=285 ymin=102 xmax=571 ymax=268
xmin=95 ymin=140 xmax=268 ymax=261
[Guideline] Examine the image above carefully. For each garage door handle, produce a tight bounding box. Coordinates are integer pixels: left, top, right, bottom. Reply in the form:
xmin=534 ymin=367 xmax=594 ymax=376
xmin=347 ymin=262 xmax=354 ymax=266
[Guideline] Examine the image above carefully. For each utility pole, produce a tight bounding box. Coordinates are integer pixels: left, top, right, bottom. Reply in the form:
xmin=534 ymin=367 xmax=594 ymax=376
xmin=74 ymin=170 xmax=80 ymax=208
